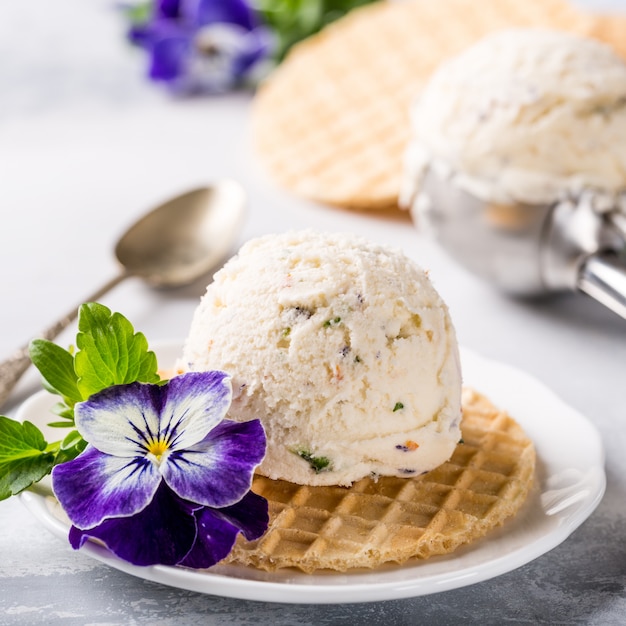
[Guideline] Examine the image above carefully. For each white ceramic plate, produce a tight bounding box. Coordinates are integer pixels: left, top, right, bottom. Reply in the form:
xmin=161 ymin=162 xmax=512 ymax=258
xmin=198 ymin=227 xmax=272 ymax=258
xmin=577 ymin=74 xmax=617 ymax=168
xmin=18 ymin=342 xmax=605 ymax=604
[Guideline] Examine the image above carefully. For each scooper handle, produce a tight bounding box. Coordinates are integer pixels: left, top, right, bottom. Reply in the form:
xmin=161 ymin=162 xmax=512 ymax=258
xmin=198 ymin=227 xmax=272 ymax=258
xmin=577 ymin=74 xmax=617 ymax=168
xmin=577 ymin=252 xmax=626 ymax=320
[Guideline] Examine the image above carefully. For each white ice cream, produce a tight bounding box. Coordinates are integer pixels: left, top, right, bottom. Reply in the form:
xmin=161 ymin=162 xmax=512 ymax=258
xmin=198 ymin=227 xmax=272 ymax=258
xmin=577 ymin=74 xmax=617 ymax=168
xmin=181 ymin=230 xmax=462 ymax=486
xmin=401 ymin=29 xmax=626 ymax=207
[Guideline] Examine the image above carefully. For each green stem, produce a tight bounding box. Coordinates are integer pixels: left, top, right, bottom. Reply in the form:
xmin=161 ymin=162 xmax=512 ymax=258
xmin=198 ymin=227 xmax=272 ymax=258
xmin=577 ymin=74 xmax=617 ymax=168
xmin=43 ymin=441 xmax=61 ymax=455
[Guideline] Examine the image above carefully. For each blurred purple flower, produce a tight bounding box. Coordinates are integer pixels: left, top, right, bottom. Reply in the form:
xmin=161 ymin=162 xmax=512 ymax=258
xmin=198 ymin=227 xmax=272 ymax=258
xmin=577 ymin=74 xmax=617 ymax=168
xmin=52 ymin=371 xmax=268 ymax=567
xmin=128 ymin=0 xmax=275 ymax=93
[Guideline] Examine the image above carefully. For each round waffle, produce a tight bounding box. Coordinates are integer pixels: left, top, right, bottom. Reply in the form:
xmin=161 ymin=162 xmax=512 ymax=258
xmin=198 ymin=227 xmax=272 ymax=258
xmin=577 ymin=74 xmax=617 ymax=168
xmin=225 ymin=388 xmax=536 ymax=573
xmin=252 ymin=0 xmax=625 ymax=211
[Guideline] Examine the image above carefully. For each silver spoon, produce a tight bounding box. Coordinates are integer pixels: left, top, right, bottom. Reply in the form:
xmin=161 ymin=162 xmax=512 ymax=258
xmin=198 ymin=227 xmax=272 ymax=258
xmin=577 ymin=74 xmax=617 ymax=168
xmin=414 ymin=167 xmax=626 ymax=319
xmin=0 ymin=180 xmax=247 ymax=408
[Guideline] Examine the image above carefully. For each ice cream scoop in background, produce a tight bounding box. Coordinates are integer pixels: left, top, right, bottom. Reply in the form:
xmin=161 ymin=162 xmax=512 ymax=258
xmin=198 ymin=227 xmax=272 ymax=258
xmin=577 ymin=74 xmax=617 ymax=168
xmin=402 ymin=28 xmax=626 ymax=206
xmin=401 ymin=28 xmax=626 ymax=319
xmin=181 ymin=230 xmax=462 ymax=487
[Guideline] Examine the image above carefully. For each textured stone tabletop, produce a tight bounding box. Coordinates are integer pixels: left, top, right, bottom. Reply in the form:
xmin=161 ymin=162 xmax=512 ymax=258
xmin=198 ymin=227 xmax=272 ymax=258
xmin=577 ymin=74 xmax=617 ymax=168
xmin=0 ymin=1 xmax=625 ymax=624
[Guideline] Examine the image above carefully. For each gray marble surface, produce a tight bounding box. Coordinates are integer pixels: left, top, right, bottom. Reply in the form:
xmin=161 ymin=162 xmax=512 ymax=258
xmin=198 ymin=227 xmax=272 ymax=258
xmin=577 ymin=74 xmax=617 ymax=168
xmin=1 ymin=1 xmax=625 ymax=624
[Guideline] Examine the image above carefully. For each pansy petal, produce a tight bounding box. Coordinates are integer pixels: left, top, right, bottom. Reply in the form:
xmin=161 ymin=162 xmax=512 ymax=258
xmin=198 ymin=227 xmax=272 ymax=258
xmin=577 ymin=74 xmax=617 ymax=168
xmin=128 ymin=23 xmax=153 ymax=47
xmin=195 ymin=0 xmax=259 ymax=30
xmin=75 ymin=382 xmax=163 ymax=457
xmin=75 ymin=372 xmax=230 ymax=458
xmin=156 ymin=0 xmax=180 ymax=20
xmin=180 ymin=491 xmax=268 ymax=569
xmin=158 ymin=371 xmax=232 ymax=451
xmin=162 ymin=419 xmax=265 ymax=507
xmin=232 ymin=27 xmax=274 ymax=76
xmin=213 ymin=490 xmax=269 ymax=541
xmin=178 ymin=506 xmax=240 ymax=569
xmin=150 ymin=34 xmax=190 ymax=81
xmin=52 ymin=446 xmax=160 ymax=529
xmin=69 ymin=484 xmax=198 ymax=566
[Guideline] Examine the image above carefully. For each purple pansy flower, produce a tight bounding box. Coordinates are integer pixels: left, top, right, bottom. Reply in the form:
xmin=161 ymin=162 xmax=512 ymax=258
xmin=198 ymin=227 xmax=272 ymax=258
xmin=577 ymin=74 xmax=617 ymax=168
xmin=52 ymin=371 xmax=268 ymax=567
xmin=129 ymin=0 xmax=275 ymax=93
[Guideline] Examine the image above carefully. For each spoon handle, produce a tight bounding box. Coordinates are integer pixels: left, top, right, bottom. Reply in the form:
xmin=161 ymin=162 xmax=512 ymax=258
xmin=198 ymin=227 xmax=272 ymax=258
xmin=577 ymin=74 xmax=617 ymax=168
xmin=0 ymin=271 xmax=130 ymax=409
xmin=577 ymin=252 xmax=626 ymax=320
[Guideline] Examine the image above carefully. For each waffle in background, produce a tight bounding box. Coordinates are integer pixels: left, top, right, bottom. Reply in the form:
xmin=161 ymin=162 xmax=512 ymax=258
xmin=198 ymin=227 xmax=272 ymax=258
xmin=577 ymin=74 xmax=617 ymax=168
xmin=225 ymin=388 xmax=536 ymax=573
xmin=252 ymin=0 xmax=626 ymax=211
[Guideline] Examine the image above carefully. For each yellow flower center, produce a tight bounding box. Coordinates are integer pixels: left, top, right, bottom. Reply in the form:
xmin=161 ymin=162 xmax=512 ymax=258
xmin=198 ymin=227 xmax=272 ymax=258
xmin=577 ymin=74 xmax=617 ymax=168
xmin=147 ymin=437 xmax=169 ymax=461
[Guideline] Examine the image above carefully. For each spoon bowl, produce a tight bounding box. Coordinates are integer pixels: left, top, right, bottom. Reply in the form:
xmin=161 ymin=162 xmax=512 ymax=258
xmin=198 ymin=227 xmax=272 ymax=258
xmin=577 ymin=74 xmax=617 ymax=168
xmin=115 ymin=182 xmax=246 ymax=286
xmin=0 ymin=180 xmax=247 ymax=408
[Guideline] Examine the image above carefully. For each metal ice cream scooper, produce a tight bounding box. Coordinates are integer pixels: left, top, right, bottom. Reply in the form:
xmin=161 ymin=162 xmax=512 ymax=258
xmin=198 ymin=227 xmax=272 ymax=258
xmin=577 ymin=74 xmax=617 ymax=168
xmin=400 ymin=29 xmax=626 ymax=319
xmin=414 ymin=167 xmax=626 ymax=320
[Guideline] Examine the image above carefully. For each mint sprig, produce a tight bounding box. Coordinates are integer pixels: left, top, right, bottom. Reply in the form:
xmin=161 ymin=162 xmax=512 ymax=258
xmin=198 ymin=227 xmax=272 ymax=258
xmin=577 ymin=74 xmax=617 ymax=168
xmin=0 ymin=302 xmax=160 ymax=501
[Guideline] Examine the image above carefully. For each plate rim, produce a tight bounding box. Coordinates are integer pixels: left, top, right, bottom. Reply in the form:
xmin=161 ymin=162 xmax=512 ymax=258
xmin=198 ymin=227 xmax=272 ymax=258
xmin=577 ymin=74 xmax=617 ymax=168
xmin=17 ymin=341 xmax=606 ymax=604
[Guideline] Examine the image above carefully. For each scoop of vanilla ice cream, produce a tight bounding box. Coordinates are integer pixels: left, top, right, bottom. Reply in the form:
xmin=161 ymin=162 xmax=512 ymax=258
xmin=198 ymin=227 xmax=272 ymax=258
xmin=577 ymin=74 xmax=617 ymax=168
xmin=181 ymin=230 xmax=461 ymax=486
xmin=402 ymin=29 xmax=626 ymax=206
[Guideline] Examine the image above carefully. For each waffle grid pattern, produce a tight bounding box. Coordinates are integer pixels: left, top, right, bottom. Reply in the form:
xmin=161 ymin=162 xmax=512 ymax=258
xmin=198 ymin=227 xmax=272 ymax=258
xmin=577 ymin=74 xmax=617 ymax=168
xmin=252 ymin=0 xmax=622 ymax=211
xmin=226 ymin=389 xmax=535 ymax=573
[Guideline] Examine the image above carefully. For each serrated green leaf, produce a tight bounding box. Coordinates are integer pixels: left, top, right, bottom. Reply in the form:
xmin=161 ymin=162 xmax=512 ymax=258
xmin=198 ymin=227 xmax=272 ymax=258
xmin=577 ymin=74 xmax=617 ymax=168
xmin=74 ymin=302 xmax=159 ymax=398
xmin=29 ymin=339 xmax=82 ymax=407
xmin=0 ymin=416 xmax=55 ymax=500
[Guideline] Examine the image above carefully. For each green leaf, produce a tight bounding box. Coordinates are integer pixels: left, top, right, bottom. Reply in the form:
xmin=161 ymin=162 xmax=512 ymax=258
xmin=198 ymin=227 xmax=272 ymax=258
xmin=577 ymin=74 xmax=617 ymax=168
xmin=29 ymin=339 xmax=82 ymax=407
xmin=50 ymin=402 xmax=74 ymax=420
xmin=123 ymin=0 xmax=152 ymax=26
xmin=257 ymin=0 xmax=378 ymax=60
xmin=74 ymin=302 xmax=159 ymax=398
xmin=54 ymin=439 xmax=87 ymax=466
xmin=60 ymin=430 xmax=83 ymax=451
xmin=0 ymin=416 xmax=55 ymax=501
